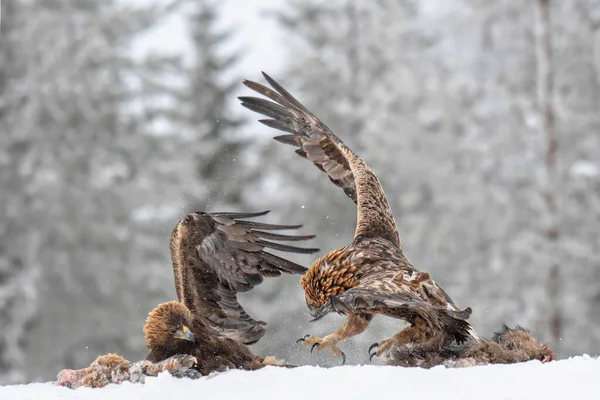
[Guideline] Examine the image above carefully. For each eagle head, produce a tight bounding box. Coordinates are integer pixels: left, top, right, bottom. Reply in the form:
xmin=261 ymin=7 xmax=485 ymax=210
xmin=144 ymin=301 xmax=196 ymax=351
xmin=300 ymin=248 xmax=359 ymax=315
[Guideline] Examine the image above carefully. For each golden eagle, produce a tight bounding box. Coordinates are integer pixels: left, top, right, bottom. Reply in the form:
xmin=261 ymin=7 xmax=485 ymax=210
xmin=240 ymin=73 xmax=479 ymax=364
xmin=144 ymin=210 xmax=318 ymax=373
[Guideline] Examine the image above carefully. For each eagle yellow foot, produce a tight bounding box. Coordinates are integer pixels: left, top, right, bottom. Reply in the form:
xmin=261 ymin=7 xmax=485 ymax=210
xmin=296 ymin=334 xmax=346 ymax=365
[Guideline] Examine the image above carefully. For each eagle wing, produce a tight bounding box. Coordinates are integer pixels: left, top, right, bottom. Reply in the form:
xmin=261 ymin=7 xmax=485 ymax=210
xmin=240 ymin=73 xmax=401 ymax=249
xmin=308 ymin=238 xmax=475 ymax=342
xmin=311 ymin=285 xmax=473 ymax=343
xmin=170 ymin=210 xmax=319 ymax=345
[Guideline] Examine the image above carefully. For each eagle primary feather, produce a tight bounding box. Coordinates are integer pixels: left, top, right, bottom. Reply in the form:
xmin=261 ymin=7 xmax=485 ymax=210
xmin=240 ymin=73 xmax=478 ymax=363
xmin=240 ymin=75 xmax=400 ymax=248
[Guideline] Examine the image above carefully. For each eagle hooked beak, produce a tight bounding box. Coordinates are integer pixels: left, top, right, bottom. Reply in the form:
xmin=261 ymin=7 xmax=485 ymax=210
xmin=308 ymin=304 xmax=327 ymax=322
xmin=174 ymin=325 xmax=196 ymax=343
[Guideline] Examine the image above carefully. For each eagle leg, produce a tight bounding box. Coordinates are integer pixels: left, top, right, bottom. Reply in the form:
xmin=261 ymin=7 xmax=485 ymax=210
xmin=369 ymin=316 xmax=442 ymax=362
xmin=297 ymin=312 xmax=372 ymax=365
xmin=369 ymin=337 xmax=399 ymax=362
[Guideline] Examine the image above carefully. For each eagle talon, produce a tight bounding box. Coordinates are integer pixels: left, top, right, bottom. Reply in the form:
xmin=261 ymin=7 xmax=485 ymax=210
xmin=368 ymin=337 xmax=397 ymax=361
xmin=296 ymin=334 xmax=311 ymax=344
xmin=298 ymin=334 xmax=345 ymax=363
xmin=369 ymin=352 xmax=377 ymax=362
xmin=368 ymin=342 xmax=381 ymax=361
xmin=368 ymin=342 xmax=379 ymax=358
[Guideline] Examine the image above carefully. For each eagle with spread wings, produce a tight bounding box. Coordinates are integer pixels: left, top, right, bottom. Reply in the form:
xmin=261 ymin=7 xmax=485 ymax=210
xmin=239 ymin=73 xmax=479 ymax=364
xmin=144 ymin=210 xmax=318 ymax=374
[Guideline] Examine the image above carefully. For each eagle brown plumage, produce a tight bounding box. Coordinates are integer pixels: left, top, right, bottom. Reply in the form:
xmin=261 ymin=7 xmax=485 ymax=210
xmin=387 ymin=325 xmax=555 ymax=368
xmin=144 ymin=301 xmax=268 ymax=375
xmin=144 ymin=210 xmax=318 ymax=374
xmin=240 ymin=73 xmax=479 ymax=363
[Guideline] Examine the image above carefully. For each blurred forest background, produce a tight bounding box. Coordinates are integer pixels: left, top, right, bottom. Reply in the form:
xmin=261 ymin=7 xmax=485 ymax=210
xmin=1 ymin=0 xmax=600 ymax=384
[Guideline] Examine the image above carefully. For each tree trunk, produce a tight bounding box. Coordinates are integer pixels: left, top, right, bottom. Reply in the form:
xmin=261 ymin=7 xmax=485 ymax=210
xmin=534 ymin=0 xmax=562 ymax=349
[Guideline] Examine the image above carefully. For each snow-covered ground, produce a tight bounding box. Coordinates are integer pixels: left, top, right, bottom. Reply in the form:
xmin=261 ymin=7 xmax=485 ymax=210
xmin=2 ymin=356 xmax=600 ymax=400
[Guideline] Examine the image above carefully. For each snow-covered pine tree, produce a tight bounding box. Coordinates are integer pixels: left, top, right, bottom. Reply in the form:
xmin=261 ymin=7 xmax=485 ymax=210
xmin=156 ymin=0 xmax=248 ymax=211
xmin=0 ymin=0 xmax=41 ymax=384
xmin=188 ymin=1 xmax=247 ymax=209
xmin=0 ymin=0 xmax=188 ymax=383
xmin=538 ymin=0 xmax=600 ymax=354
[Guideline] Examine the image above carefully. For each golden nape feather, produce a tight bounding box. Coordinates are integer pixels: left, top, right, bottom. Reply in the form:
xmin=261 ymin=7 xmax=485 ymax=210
xmin=240 ymin=72 xmax=478 ymax=364
xmin=300 ymin=250 xmax=360 ymax=310
xmin=143 ymin=301 xmax=193 ymax=352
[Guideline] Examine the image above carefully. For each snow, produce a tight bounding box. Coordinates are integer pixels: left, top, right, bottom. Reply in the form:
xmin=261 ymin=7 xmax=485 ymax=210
xmin=3 ymin=356 xmax=600 ymax=400
xmin=570 ymin=160 xmax=600 ymax=178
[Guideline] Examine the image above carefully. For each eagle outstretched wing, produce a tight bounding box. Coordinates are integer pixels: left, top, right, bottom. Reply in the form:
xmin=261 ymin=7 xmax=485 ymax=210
xmin=170 ymin=210 xmax=319 ymax=345
xmin=240 ymin=73 xmax=401 ymax=249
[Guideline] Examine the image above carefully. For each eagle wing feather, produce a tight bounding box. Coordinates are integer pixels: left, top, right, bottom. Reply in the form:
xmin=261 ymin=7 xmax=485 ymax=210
xmin=312 ymin=285 xmax=473 ymax=344
xmin=240 ymin=73 xmax=401 ymax=249
xmin=170 ymin=210 xmax=319 ymax=345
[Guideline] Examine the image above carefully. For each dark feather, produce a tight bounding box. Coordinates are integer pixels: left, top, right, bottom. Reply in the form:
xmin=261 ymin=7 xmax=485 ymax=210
xmin=234 ymin=219 xmax=303 ymax=230
xmin=239 ymin=97 xmax=292 ymax=121
xmin=206 ymin=210 xmax=270 ymax=219
xmin=273 ymin=134 xmax=303 ymax=147
xmin=253 ymin=231 xmax=315 ymax=241
xmin=256 ymin=239 xmax=319 ymax=254
xmin=262 ymin=121 xmax=297 ymax=135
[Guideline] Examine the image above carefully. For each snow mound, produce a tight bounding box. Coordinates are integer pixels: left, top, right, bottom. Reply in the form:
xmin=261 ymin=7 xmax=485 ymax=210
xmin=2 ymin=356 xmax=600 ymax=400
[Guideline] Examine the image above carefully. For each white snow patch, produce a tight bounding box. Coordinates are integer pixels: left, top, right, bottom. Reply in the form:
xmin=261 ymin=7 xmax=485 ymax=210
xmin=570 ymin=160 xmax=600 ymax=178
xmin=2 ymin=357 xmax=600 ymax=400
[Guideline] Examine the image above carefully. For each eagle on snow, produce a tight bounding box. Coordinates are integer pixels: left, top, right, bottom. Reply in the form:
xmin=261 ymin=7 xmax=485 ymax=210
xmin=143 ymin=210 xmax=319 ymax=374
xmin=240 ymin=73 xmax=480 ymax=363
